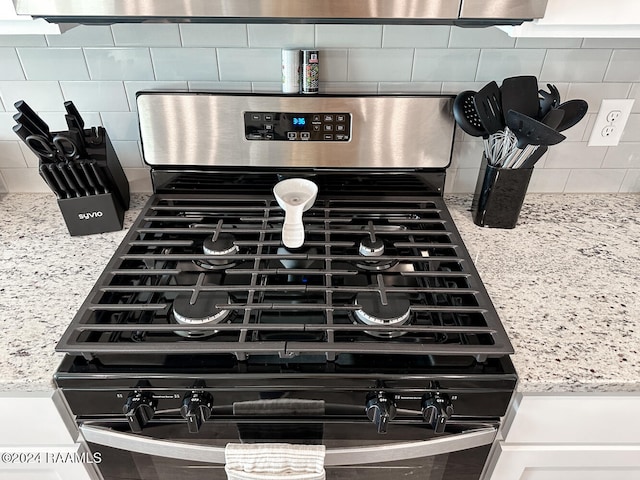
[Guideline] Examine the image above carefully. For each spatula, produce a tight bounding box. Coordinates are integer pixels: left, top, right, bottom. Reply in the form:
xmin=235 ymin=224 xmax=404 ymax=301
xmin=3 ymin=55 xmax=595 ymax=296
xmin=473 ymin=81 xmax=503 ymax=135
xmin=501 ymin=76 xmax=539 ymax=119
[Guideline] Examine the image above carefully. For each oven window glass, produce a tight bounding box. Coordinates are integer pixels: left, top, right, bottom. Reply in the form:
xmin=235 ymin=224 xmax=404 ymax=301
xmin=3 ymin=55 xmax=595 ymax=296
xmin=86 ymin=421 xmax=494 ymax=480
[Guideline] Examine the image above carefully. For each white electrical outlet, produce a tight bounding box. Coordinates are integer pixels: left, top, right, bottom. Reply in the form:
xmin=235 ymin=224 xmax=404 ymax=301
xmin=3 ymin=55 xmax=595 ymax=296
xmin=588 ymin=99 xmax=635 ymax=147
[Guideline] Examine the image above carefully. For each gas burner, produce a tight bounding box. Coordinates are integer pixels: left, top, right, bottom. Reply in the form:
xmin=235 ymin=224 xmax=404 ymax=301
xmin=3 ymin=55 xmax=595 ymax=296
xmin=172 ymin=291 xmax=231 ymax=338
xmin=355 ymin=238 xmax=398 ymax=271
xmin=195 ymin=233 xmax=239 ymax=270
xmin=353 ymin=291 xmax=411 ymax=338
xmin=277 ymin=246 xmax=317 ymax=269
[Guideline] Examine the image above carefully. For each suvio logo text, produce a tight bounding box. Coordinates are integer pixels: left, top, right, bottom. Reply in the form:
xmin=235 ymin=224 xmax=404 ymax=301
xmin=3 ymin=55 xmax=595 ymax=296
xmin=78 ymin=211 xmax=104 ymax=220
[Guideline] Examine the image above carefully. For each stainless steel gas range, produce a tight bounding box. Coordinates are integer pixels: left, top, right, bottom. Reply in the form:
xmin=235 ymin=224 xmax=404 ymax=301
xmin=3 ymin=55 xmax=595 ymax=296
xmin=54 ymin=93 xmax=517 ymax=480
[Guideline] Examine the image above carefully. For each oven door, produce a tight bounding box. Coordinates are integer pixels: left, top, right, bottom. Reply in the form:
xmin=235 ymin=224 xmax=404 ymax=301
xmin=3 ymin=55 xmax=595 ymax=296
xmin=80 ymin=419 xmax=498 ymax=480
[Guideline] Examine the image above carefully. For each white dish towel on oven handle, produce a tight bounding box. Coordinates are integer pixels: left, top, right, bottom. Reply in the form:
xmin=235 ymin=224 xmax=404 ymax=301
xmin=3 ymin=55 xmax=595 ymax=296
xmin=224 ymin=443 xmax=326 ymax=480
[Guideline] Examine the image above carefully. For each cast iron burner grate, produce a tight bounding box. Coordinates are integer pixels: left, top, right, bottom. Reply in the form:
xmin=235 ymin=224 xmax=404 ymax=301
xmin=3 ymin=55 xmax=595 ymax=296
xmin=56 ymin=194 xmax=512 ymax=362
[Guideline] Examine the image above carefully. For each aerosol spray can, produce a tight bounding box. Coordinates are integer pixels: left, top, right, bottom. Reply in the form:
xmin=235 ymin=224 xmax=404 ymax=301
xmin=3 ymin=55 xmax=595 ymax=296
xmin=300 ymin=50 xmax=319 ymax=94
xmin=281 ymin=49 xmax=300 ymax=94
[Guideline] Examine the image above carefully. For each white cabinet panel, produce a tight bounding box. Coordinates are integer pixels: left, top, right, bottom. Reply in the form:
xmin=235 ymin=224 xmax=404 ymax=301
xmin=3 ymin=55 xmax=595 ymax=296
xmin=503 ymin=394 xmax=640 ymax=444
xmin=485 ymin=393 xmax=640 ymax=480
xmin=490 ymin=443 xmax=640 ymax=480
xmin=0 ymin=392 xmax=96 ymax=480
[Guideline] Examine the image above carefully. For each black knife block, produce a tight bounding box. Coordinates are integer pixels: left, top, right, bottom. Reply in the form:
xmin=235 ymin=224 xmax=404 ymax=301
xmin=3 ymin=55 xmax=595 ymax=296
xmin=471 ymin=155 xmax=533 ymax=229
xmin=42 ymin=129 xmax=130 ymax=236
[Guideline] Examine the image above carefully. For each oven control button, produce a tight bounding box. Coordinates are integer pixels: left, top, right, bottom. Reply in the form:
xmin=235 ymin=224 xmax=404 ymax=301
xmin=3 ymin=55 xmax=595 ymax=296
xmin=422 ymin=393 xmax=453 ymax=434
xmin=123 ymin=392 xmax=157 ymax=433
xmin=365 ymin=392 xmax=396 ymax=434
xmin=180 ymin=392 xmax=214 ymax=434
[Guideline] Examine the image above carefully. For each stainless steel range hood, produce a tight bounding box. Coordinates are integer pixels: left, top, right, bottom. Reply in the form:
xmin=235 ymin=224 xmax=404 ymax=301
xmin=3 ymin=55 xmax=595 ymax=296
xmin=14 ymin=0 xmax=547 ymax=26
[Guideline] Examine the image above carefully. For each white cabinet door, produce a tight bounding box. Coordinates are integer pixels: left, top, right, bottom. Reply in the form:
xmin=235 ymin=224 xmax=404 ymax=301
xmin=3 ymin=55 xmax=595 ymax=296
xmin=0 ymin=445 xmax=97 ymax=480
xmin=0 ymin=392 xmax=96 ymax=480
xmin=490 ymin=442 xmax=640 ymax=480
xmin=485 ymin=393 xmax=640 ymax=480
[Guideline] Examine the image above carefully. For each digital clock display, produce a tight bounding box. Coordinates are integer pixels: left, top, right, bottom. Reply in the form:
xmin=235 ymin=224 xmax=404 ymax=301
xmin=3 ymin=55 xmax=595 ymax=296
xmin=292 ymin=116 xmax=306 ymax=127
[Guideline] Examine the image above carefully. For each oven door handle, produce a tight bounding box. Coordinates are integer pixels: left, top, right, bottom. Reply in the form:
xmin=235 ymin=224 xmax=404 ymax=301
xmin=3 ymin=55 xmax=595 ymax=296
xmin=79 ymin=424 xmax=497 ymax=466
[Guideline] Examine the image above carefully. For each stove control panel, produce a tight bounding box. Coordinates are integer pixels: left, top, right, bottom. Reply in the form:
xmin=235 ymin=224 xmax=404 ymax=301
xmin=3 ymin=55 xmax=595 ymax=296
xmin=244 ymin=112 xmax=351 ymax=142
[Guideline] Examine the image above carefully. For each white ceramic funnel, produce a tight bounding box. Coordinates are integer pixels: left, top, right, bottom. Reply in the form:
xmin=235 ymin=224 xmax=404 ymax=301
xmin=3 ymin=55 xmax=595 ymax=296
xmin=273 ymin=178 xmax=318 ymax=249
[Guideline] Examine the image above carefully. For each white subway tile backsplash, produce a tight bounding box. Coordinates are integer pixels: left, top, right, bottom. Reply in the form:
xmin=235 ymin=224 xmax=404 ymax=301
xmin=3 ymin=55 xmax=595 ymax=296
xmin=378 ymin=82 xmax=441 ymax=94
xmin=564 ymin=168 xmax=626 ymax=193
xmin=448 ymin=26 xmax=515 ymax=49
xmin=123 ymin=81 xmax=188 ymax=111
xmin=248 ymin=24 xmax=314 ymax=48
xmin=566 ymin=83 xmax=632 ymax=113
xmin=37 ymin=111 xmax=74 ymax=131
xmin=151 ymin=48 xmax=218 ymax=81
xmin=1 ymin=167 xmax=50 ymax=193
xmin=316 ymin=25 xmax=382 ymax=48
xmin=0 ymin=36 xmax=46 ymax=47
xmin=319 ymin=82 xmax=378 ymax=94
xmin=318 ymin=49 xmax=348 ymax=82
xmin=17 ymin=48 xmax=89 ymax=80
xmin=620 ymin=169 xmax=640 ymax=192
xmin=382 ymin=25 xmax=450 ymax=48
xmin=100 ymin=112 xmax=140 ymax=141
xmin=515 ymin=37 xmax=582 ymax=49
xmin=451 ymin=141 xmax=483 ymax=169
xmin=188 ymin=81 xmax=251 ymax=92
xmin=0 ymin=23 xmax=639 ymax=194
xmin=0 ymin=141 xmax=27 ymax=168
xmin=0 ymin=81 xmax=64 ymax=111
xmin=605 ymin=50 xmax=640 ymax=82
xmin=450 ymin=168 xmax=481 ymax=193
xmin=218 ymin=49 xmax=280 ymax=81
xmin=540 ymin=49 xmax=612 ymax=82
xmin=413 ymin=49 xmax=480 ymax=82
xmin=348 ymin=49 xmax=413 ymax=82
xmin=602 ymin=143 xmax=640 ymax=168
xmin=84 ymin=48 xmax=154 ymax=81
xmin=621 ymin=114 xmax=640 ymax=142
xmin=112 ymin=141 xmax=143 ymax=167
xmin=629 ymin=83 xmax=640 ymax=113
xmin=0 ymin=112 xmax=20 ymax=140
xmin=112 ymin=24 xmax=181 ymax=47
xmin=545 ymin=142 xmax=607 ymax=169
xmin=180 ymin=25 xmax=248 ymax=47
xmin=582 ymin=38 xmax=640 ymax=49
xmin=60 ymin=81 xmax=129 ymax=112
xmin=560 ymin=115 xmax=589 ymax=142
xmin=0 ymin=49 xmax=25 ymax=80
xmin=528 ymin=167 xmax=569 ymax=193
xmin=46 ymin=26 xmax=114 ymax=47
xmin=250 ymin=82 xmax=282 ymax=93
xmin=441 ymin=82 xmax=486 ymax=94
xmin=18 ymin=142 xmax=38 ymax=168
xmin=475 ymin=49 xmax=545 ymax=82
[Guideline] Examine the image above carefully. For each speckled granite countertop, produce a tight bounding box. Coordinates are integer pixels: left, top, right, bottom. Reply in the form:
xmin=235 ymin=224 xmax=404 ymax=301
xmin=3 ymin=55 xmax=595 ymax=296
xmin=1 ymin=193 xmax=639 ymax=393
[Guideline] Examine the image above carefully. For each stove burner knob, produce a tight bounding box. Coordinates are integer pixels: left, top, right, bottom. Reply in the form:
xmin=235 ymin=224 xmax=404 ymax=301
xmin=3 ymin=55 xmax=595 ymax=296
xmin=422 ymin=393 xmax=453 ymax=434
xmin=180 ymin=392 xmax=213 ymax=433
xmin=123 ymin=392 xmax=157 ymax=433
xmin=365 ymin=392 xmax=396 ymax=434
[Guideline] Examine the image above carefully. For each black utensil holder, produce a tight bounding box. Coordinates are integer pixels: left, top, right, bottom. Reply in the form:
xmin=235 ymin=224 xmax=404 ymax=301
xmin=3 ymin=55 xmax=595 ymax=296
xmin=39 ymin=129 xmax=130 ymax=236
xmin=471 ymin=155 xmax=533 ymax=229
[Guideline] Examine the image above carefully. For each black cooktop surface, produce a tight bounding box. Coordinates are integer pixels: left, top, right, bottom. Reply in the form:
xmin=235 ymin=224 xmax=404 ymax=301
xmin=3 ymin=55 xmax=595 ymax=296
xmin=56 ymin=181 xmax=513 ymax=363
